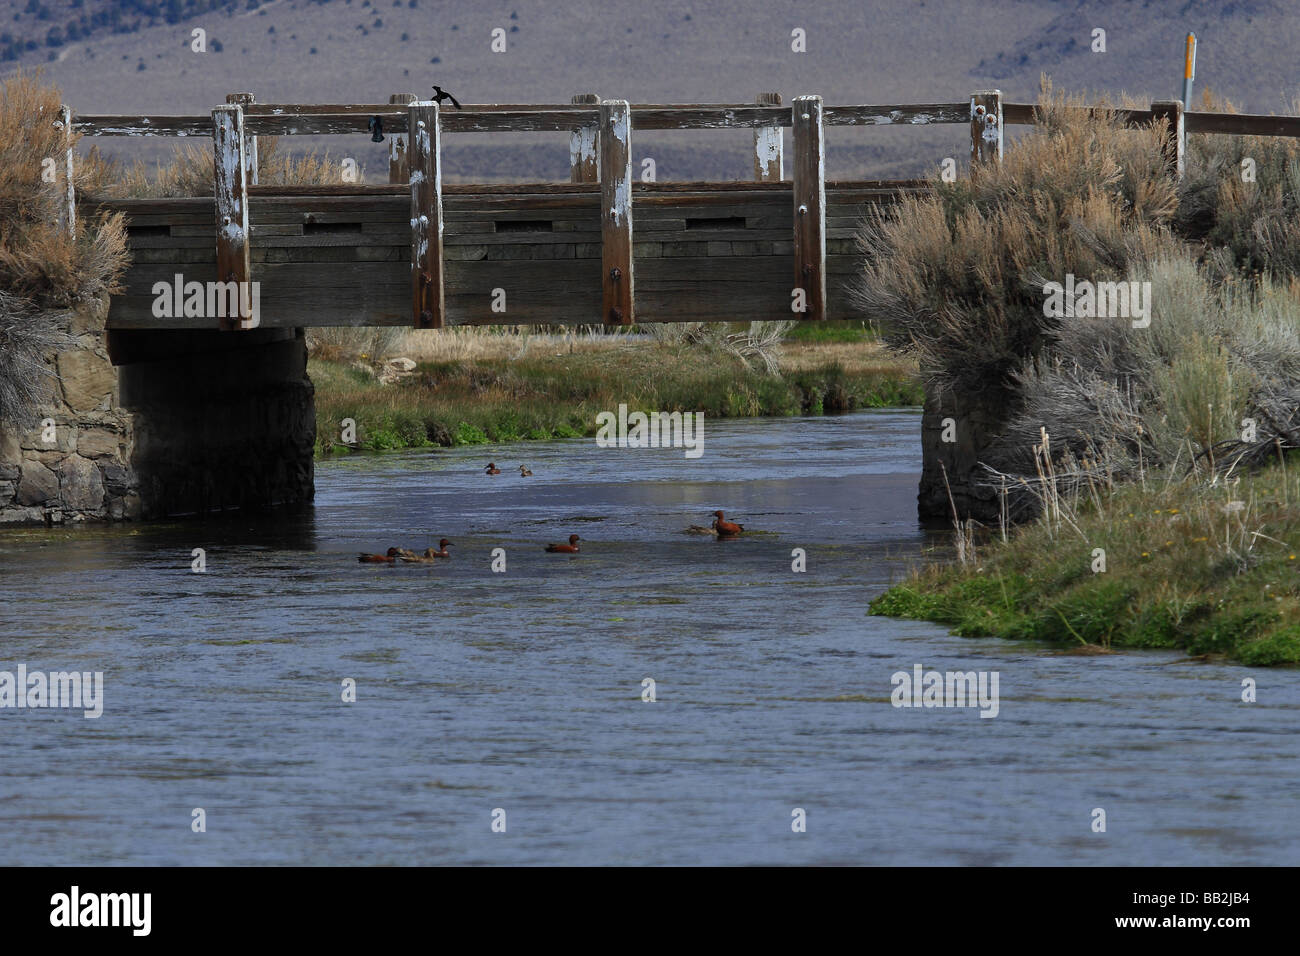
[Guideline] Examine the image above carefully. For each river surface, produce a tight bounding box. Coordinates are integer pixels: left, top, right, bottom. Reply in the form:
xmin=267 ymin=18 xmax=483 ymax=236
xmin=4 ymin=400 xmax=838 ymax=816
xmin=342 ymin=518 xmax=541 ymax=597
xmin=1 ymin=410 xmax=1297 ymax=866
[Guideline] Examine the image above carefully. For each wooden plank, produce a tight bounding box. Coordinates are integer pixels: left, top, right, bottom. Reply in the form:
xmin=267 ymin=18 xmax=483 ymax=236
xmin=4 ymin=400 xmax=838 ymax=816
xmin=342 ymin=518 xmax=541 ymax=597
xmin=570 ymin=93 xmax=600 ymax=183
xmin=823 ymin=103 xmax=969 ymax=126
xmin=75 ymin=100 xmax=1051 ymax=140
xmin=212 ymin=104 xmax=252 ymax=330
xmin=1151 ymin=100 xmax=1185 ymax=179
xmin=446 ymin=231 xmax=597 ymax=246
xmin=970 ymin=90 xmax=1003 ymax=168
xmin=123 ymin=235 xmax=211 ymax=250
xmin=247 ymin=109 xmax=602 ymax=135
xmin=388 ymin=93 xmax=416 ymax=183
xmin=409 ymin=101 xmax=445 ymax=329
xmin=73 ymin=114 xmax=211 ymax=137
xmin=631 ymin=105 xmax=786 ymax=129
xmin=600 ymin=100 xmax=634 ymax=326
xmin=1184 ymin=110 xmax=1300 ymax=137
xmin=754 ymin=92 xmax=783 ymax=181
xmin=226 ymin=93 xmax=258 ymax=185
xmin=792 ymin=95 xmax=826 ymax=321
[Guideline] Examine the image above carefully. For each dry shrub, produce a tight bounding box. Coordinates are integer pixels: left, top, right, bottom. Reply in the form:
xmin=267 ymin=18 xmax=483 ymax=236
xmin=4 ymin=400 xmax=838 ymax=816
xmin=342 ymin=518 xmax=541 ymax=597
xmin=852 ymin=77 xmax=1179 ymax=405
xmin=306 ymin=326 xmax=408 ymax=362
xmin=256 ymin=136 xmax=365 ymax=188
xmin=855 ymin=77 xmax=1300 ymax=515
xmin=0 ymin=291 xmax=74 ymax=427
xmin=994 ymin=251 xmax=1300 ymax=494
xmin=104 ymin=134 xmax=367 ymax=198
xmin=0 ymin=69 xmax=129 ymax=305
xmin=1177 ymin=90 xmax=1300 ymax=282
xmin=0 ymin=70 xmax=129 ymax=425
xmin=646 ymin=320 xmax=796 ymax=373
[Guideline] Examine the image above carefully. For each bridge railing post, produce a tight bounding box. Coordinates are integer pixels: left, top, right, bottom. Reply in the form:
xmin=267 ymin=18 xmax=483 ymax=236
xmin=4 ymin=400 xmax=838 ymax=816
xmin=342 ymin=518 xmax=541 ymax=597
xmin=970 ymin=89 xmax=1003 ymax=169
xmin=599 ymin=99 xmax=633 ymax=326
xmin=388 ymin=92 xmax=417 ymax=183
xmin=754 ymin=92 xmax=783 ymax=181
xmin=1150 ymin=99 xmax=1185 ymax=180
xmin=409 ymin=100 xmax=445 ymax=329
xmin=225 ymin=93 xmax=258 ymax=184
xmin=212 ymin=103 xmax=252 ymax=330
xmin=570 ymin=93 xmax=600 ymax=184
xmin=57 ymin=104 xmax=75 ymax=235
xmin=792 ymin=94 xmax=826 ymax=321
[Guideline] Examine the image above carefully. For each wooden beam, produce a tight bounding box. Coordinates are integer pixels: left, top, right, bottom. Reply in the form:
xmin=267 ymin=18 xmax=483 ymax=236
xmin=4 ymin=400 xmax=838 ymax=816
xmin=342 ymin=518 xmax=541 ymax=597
xmin=1184 ymin=110 xmax=1300 ymax=137
xmin=225 ymin=93 xmax=258 ymax=185
xmin=409 ymin=101 xmax=444 ymax=329
xmin=630 ymin=105 xmax=785 ymax=129
xmin=792 ymin=95 xmax=826 ymax=321
xmin=388 ymin=93 xmax=416 ymax=184
xmin=74 ymin=101 xmax=984 ymax=139
xmin=58 ymin=105 xmax=75 ymax=235
xmin=212 ymin=104 xmax=252 ymax=330
xmin=72 ymin=114 xmax=211 ymax=137
xmin=823 ymin=103 xmax=968 ymax=126
xmin=970 ymin=90 xmax=1003 ymax=168
xmin=1151 ymin=100 xmax=1185 ymax=179
xmin=600 ymin=99 xmax=633 ymax=325
xmin=754 ymin=92 xmax=783 ymax=181
xmin=569 ymin=93 xmax=600 ymax=184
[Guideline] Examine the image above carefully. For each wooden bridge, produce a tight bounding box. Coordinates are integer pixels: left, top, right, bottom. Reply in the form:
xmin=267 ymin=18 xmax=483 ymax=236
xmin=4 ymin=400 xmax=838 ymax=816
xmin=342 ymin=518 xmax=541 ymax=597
xmin=63 ymin=90 xmax=1294 ymax=333
xmin=57 ymin=88 xmax=1300 ymax=337
xmin=7 ymin=89 xmax=1297 ymax=526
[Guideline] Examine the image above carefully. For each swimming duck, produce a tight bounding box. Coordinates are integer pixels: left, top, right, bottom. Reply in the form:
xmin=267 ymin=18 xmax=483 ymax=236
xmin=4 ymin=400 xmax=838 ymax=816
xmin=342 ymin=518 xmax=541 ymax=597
xmin=358 ymin=547 xmax=403 ymax=564
xmin=401 ymin=540 xmax=453 ymax=563
xmin=485 ymin=462 xmax=501 ymax=475
xmin=712 ymin=510 xmax=745 ymax=536
xmin=518 ymin=465 xmax=533 ymax=476
xmin=544 ymin=534 xmax=581 ymax=553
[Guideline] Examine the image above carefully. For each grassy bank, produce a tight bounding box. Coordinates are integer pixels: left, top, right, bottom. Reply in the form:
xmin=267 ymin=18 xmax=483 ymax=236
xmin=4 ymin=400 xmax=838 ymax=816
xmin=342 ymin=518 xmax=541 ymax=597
xmin=311 ymin=336 xmax=920 ymax=454
xmin=871 ymin=459 xmax=1300 ymax=666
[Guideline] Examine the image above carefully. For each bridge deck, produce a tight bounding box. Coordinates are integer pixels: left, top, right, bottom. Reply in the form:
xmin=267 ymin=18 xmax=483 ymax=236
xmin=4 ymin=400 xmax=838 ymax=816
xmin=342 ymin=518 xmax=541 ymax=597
xmin=93 ymin=181 xmax=925 ymax=329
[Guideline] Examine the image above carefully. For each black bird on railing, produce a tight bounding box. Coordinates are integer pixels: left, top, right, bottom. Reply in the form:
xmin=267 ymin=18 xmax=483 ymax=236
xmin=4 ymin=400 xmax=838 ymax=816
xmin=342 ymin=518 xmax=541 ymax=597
xmin=368 ymin=115 xmax=385 ymax=143
xmin=431 ymin=85 xmax=463 ymax=110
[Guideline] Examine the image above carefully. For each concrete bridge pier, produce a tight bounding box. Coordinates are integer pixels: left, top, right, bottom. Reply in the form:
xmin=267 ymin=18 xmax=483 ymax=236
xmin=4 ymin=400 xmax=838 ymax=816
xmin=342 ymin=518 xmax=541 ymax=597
xmin=109 ymin=327 xmax=315 ymax=519
xmin=918 ymin=385 xmax=1006 ymax=525
xmin=0 ymin=292 xmax=314 ymax=526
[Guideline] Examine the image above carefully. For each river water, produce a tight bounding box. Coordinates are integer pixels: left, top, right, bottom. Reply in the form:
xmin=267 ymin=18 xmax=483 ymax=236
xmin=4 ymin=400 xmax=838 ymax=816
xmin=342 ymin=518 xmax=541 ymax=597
xmin=1 ymin=409 xmax=1296 ymax=865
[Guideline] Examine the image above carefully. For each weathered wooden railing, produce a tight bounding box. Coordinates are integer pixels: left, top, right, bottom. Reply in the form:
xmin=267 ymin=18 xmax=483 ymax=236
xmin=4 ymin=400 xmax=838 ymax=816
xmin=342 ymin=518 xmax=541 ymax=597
xmin=58 ymin=92 xmax=1300 ymax=331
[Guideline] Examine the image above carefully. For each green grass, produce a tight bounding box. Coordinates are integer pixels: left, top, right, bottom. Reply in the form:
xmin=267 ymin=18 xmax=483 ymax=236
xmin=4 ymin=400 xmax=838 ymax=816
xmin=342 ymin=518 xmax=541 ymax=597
xmin=871 ymin=460 xmax=1300 ymax=665
xmin=785 ymin=320 xmax=879 ymax=344
xmin=312 ymin=341 xmax=921 ymax=456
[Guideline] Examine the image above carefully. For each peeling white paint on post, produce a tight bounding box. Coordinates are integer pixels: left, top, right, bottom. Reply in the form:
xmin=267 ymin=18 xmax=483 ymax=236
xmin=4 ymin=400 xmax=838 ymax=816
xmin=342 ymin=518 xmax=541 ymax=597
xmin=792 ymin=94 xmax=826 ymax=321
xmin=389 ymin=93 xmax=416 ymax=183
xmin=754 ymin=92 xmax=784 ymax=181
xmin=570 ymin=93 xmax=600 ymax=183
xmin=409 ymin=100 xmax=444 ymax=328
xmin=212 ymin=104 xmax=251 ymax=330
xmin=226 ymin=93 xmax=258 ymax=185
xmin=970 ymin=90 xmax=1003 ymax=168
xmin=600 ymin=99 xmax=633 ymax=325
xmin=58 ymin=105 xmax=75 ymax=235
